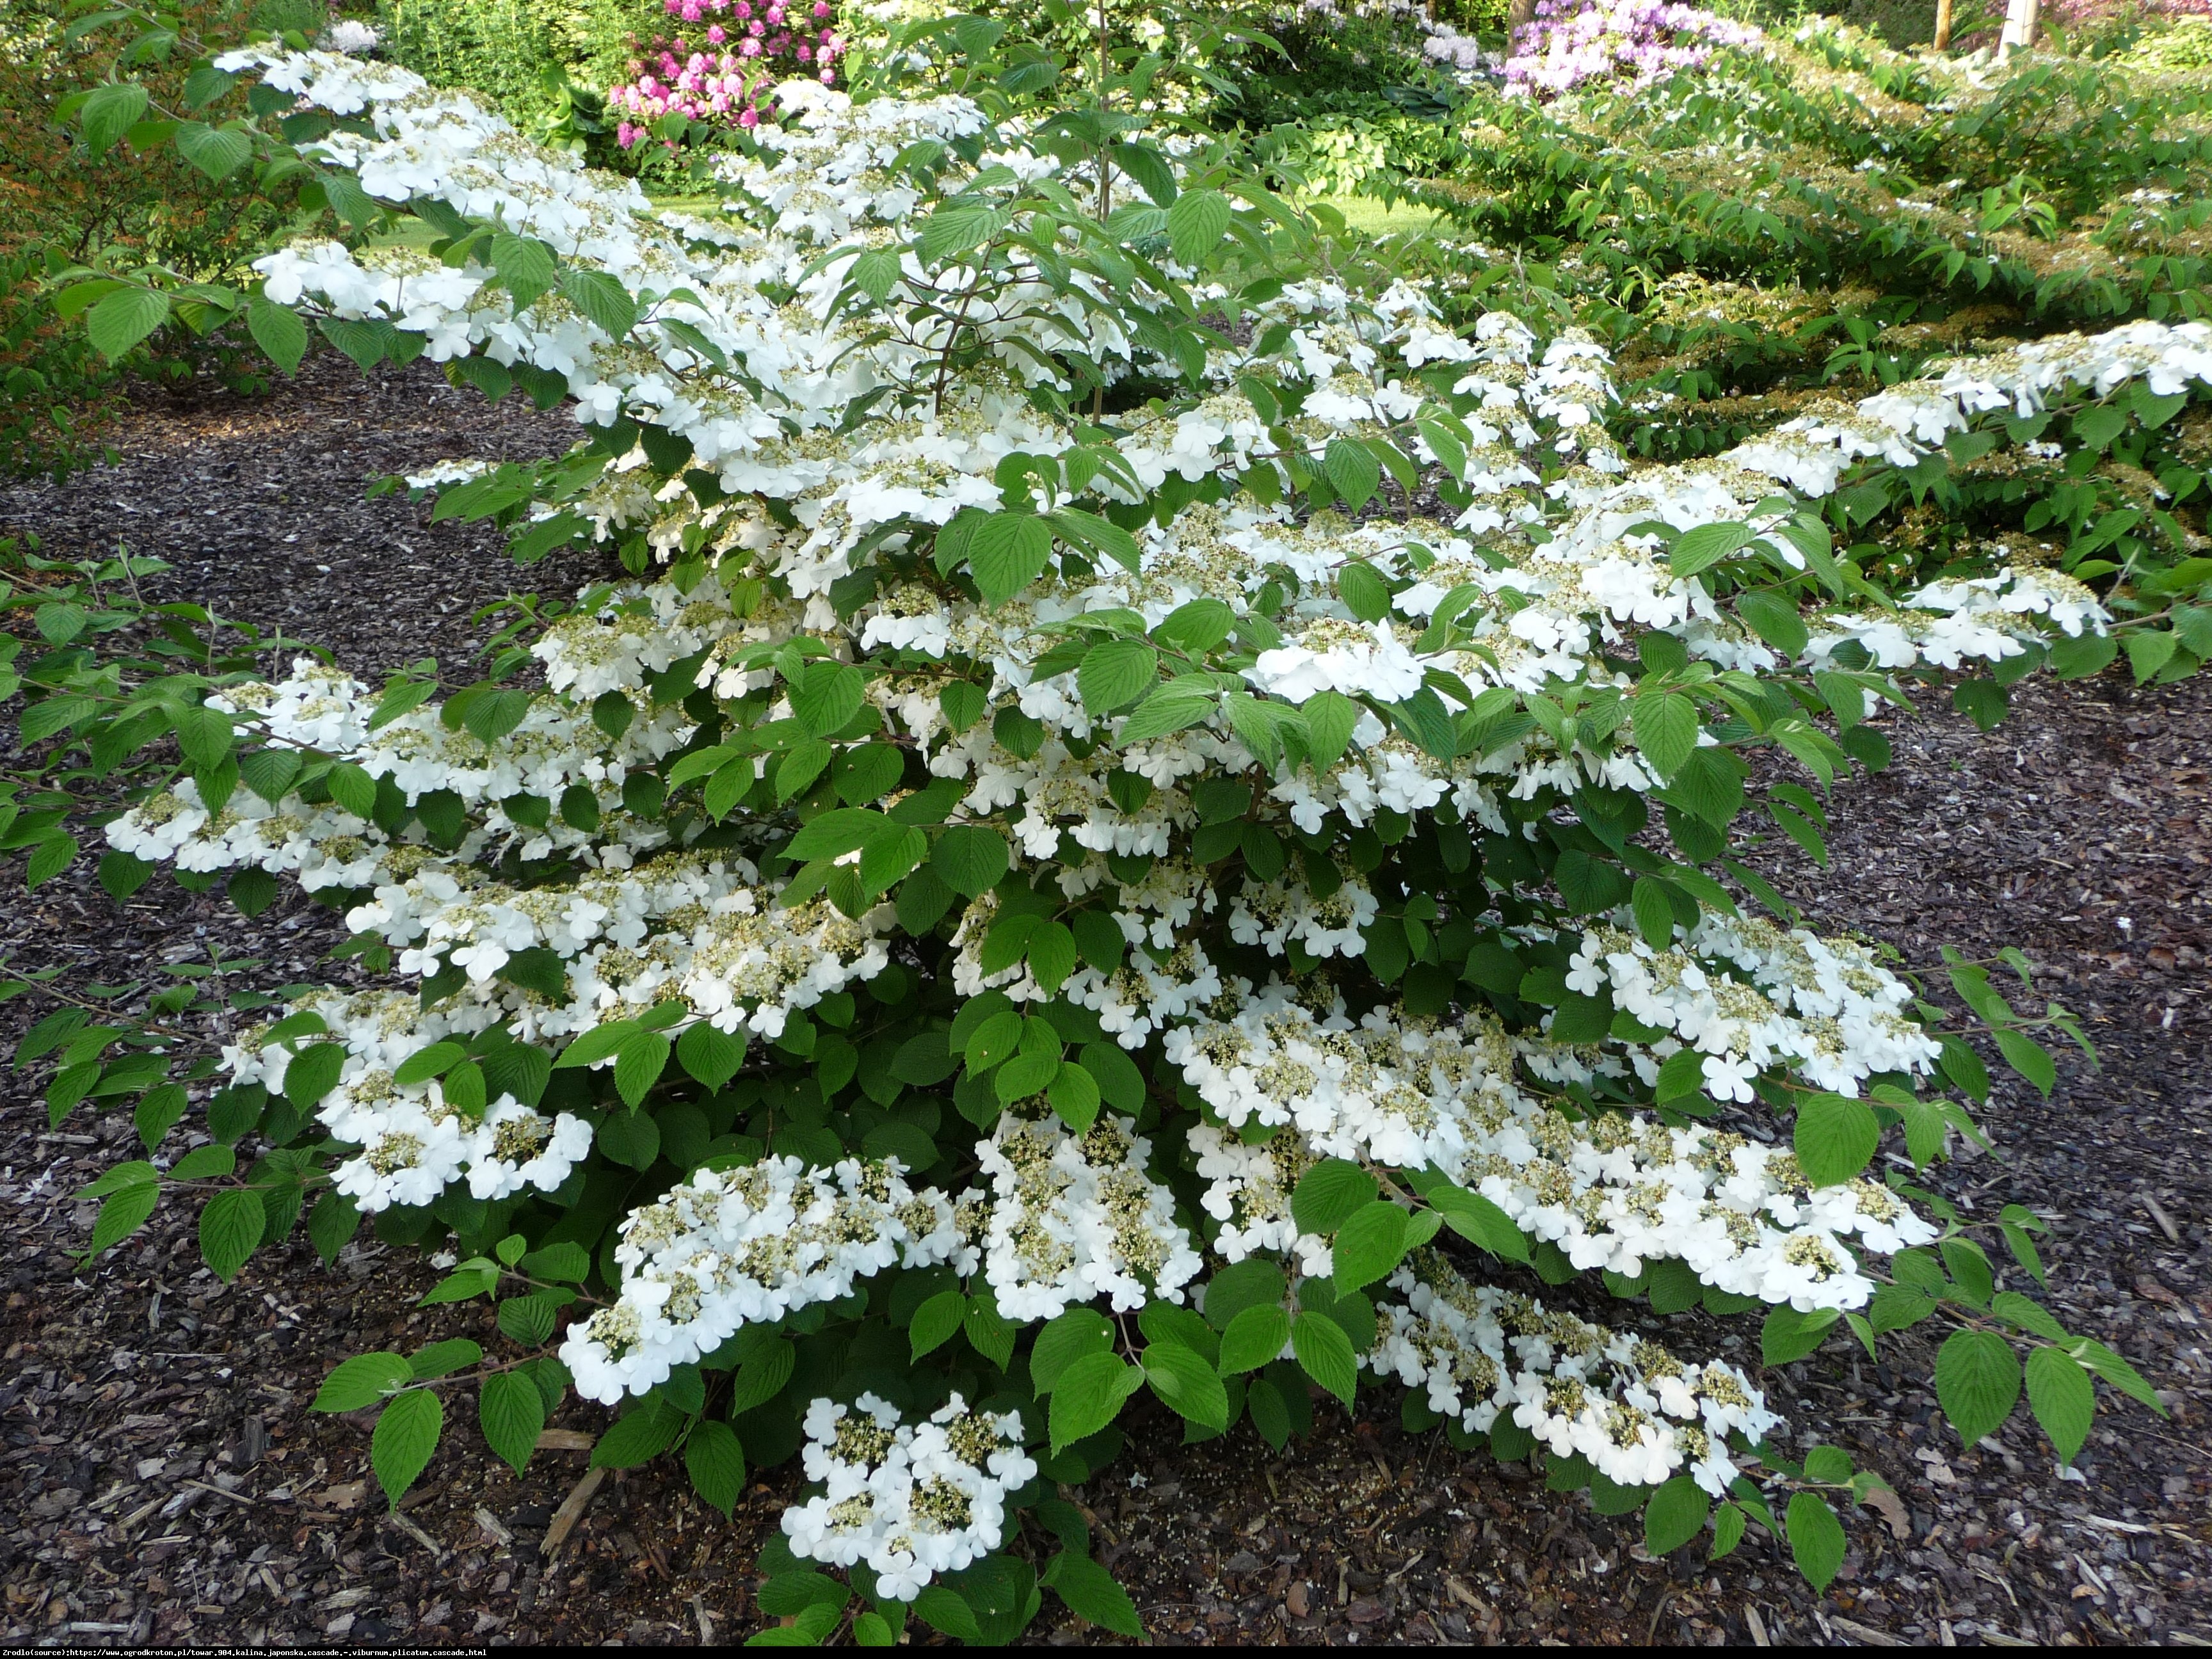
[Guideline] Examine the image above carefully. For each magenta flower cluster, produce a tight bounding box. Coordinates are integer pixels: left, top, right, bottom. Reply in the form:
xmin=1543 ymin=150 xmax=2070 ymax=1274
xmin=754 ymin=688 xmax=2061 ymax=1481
xmin=609 ymin=0 xmax=842 ymax=149
xmin=1501 ymin=0 xmax=1761 ymax=99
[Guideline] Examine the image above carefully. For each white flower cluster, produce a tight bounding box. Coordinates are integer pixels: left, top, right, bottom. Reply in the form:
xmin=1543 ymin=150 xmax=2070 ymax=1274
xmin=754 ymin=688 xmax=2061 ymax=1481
xmin=974 ymin=1114 xmax=1203 ymax=1320
xmin=138 ymin=46 xmax=2177 ymax=1533
xmin=1564 ymin=908 xmax=1942 ymax=1101
xmin=783 ymin=1393 xmax=1038 ymax=1600
xmin=561 ymin=1157 xmax=971 ymax=1403
xmin=1174 ymin=989 xmax=1936 ymax=1311
xmin=1369 ymin=1253 xmax=1778 ymax=1494
xmin=221 ymin=988 xmax=594 ymax=1213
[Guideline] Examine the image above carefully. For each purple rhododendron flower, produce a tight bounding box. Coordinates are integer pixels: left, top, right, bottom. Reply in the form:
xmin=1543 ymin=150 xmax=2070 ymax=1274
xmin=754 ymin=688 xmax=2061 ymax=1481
xmin=1500 ymin=0 xmax=1762 ymax=99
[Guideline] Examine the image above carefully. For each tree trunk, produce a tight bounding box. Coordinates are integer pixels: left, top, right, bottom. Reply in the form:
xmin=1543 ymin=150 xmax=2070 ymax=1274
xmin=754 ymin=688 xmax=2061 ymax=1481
xmin=1509 ymin=0 xmax=1537 ymax=43
xmin=1933 ymin=0 xmax=1953 ymax=51
xmin=1998 ymin=0 xmax=2037 ymax=58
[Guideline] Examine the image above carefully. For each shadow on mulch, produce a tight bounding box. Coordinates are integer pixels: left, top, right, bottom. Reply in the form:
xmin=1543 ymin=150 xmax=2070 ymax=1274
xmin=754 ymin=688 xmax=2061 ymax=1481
xmin=0 ymin=364 xmax=2206 ymax=1647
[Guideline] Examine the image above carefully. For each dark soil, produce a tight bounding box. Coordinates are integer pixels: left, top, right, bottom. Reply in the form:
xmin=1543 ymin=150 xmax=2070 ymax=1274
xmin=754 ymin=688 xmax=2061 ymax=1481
xmin=0 ymin=362 xmax=2206 ymax=1647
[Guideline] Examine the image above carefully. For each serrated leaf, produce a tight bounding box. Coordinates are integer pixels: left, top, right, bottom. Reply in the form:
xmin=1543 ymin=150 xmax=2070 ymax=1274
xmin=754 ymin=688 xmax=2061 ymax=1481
xmin=1935 ymin=1327 xmax=2022 ymax=1448
xmin=86 ymin=286 xmax=170 ymax=361
xmin=1785 ymin=1491 xmax=1845 ymax=1591
xmin=1077 ymin=639 xmax=1158 ymax=714
xmin=933 ymin=824 xmax=1009 ymax=898
xmin=1142 ymin=1341 xmax=1228 ymax=1431
xmin=1290 ymin=1310 xmax=1357 ymax=1406
xmin=1669 ymin=522 xmax=1752 ymax=577
xmin=175 ymin=120 xmax=251 ymax=180
xmin=1643 ymin=1475 xmax=1711 ymax=1555
xmin=562 ymin=269 xmax=636 ymax=338
xmin=2025 ymin=1345 xmax=2094 ymax=1464
xmin=1165 ymin=188 xmax=1231 ymax=267
xmin=198 ymin=1187 xmax=264 ymax=1281
xmin=1046 ymin=1553 xmax=1143 ymax=1639
xmin=685 ymin=1418 xmax=746 ymax=1515
xmin=371 ymin=1388 xmax=442 ymax=1509
xmin=1216 ymin=1304 xmax=1289 ymax=1374
xmin=1794 ymin=1092 xmax=1879 ymax=1187
xmin=479 ymin=1370 xmax=544 ymax=1476
xmin=248 ymin=296 xmax=307 ymax=374
xmin=80 ymin=80 xmax=149 ymax=154
xmin=1289 ymin=1157 xmax=1376 ymax=1236
xmin=613 ymin=1029 xmax=671 ymax=1109
xmin=677 ymin=1022 xmax=745 ymax=1091
xmin=968 ymin=513 xmax=1055 ymax=603
xmin=1048 ymin=1351 xmax=1142 ymax=1452
xmin=1631 ymin=692 xmax=1700 ymax=782
xmin=1331 ymin=1199 xmax=1409 ymax=1293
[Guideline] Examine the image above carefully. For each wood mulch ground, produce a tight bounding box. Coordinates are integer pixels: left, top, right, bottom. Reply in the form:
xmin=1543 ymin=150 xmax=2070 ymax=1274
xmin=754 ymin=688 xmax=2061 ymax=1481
xmin=0 ymin=359 xmax=2206 ymax=1647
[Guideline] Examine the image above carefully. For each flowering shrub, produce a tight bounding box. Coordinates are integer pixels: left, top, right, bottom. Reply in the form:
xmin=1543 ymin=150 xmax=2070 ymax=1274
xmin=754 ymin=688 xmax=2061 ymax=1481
xmin=10 ymin=4 xmax=2197 ymax=1640
xmin=1500 ymin=0 xmax=1763 ymax=99
xmin=609 ymin=0 xmax=843 ymax=147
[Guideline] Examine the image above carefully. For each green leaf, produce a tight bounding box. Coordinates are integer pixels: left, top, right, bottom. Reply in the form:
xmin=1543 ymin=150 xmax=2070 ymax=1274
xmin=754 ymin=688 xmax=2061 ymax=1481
xmin=2025 ymin=1346 xmax=2093 ymax=1464
xmin=854 ymin=1610 xmax=895 ymax=1646
xmin=677 ymin=1022 xmax=746 ymax=1091
xmin=1711 ymin=1501 xmax=1747 ymax=1560
xmin=1324 ymin=437 xmax=1381 ymax=513
xmin=562 ymin=269 xmax=636 ymax=338
xmin=968 ymin=513 xmax=1055 ymax=603
xmin=1762 ymin=1305 xmax=1838 ymax=1365
xmin=1077 ymin=639 xmax=1158 ymax=714
xmin=1631 ymin=692 xmax=1701 ymax=782
xmin=1142 ymin=1341 xmax=1228 ymax=1432
xmin=932 ymin=825 xmax=1009 ymax=897
xmin=1735 ymin=589 xmax=1809 ymax=657
xmin=87 ymin=286 xmax=170 ymax=362
xmin=1289 ymin=1158 xmax=1376 ymax=1237
xmin=409 ymin=1338 xmax=482 ymax=1381
xmin=613 ymin=1029 xmax=671 ymax=1109
xmin=963 ymin=1009 xmax=1023 ymax=1074
xmin=80 ymin=81 xmax=149 ymax=153
xmin=685 ymin=1418 xmax=747 ymax=1515
xmin=1785 ymin=1491 xmax=1845 ymax=1592
xmin=593 ymin=1404 xmax=680 ymax=1468
xmin=370 ymin=1388 xmax=442 ymax=1509
xmin=1992 ymin=1029 xmax=2056 ymax=1098
xmin=27 ymin=834 xmax=79 ymax=889
xmin=85 ymin=1182 xmax=157 ymax=1257
xmin=479 ymin=1370 xmax=545 ymax=1476
xmin=1030 ymin=1307 xmax=1115 ymax=1393
xmin=175 ymin=119 xmax=251 ymax=179
xmin=1217 ymin=1304 xmax=1289 ymax=1374
xmin=1331 ymin=1199 xmax=1410 ymax=1294
xmin=757 ymin=1571 xmax=847 ymax=1615
xmin=1669 ymin=522 xmax=1752 ymax=577
xmin=1935 ymin=1328 xmax=2023 ymax=1448
xmin=849 ymin=246 xmax=902 ymax=302
xmin=1643 ymin=1476 xmax=1711 ymax=1555
xmin=1046 ymin=1061 xmax=1100 ymax=1132
xmin=1045 ymin=1553 xmax=1144 ymax=1639
xmin=1290 ymin=1311 xmax=1357 ymax=1406
xmin=789 ymin=661 xmax=865 ymax=737
xmin=1428 ymin=1185 xmax=1530 ymax=1263
xmin=1165 ymin=188 xmax=1231 ymax=267
xmin=247 ymin=296 xmax=307 ymax=373
xmin=909 ymin=1289 xmax=966 ymax=1360
xmin=1048 ymin=1351 xmax=1143 ymax=1452
xmin=1793 ymin=1092 xmax=1879 ymax=1187
xmin=282 ymin=1041 xmax=344 ymax=1108
xmin=521 ymin=1241 xmax=591 ymax=1282
xmin=913 ymin=1585 xmax=983 ymax=1644
xmin=198 ymin=1187 xmax=264 ymax=1281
